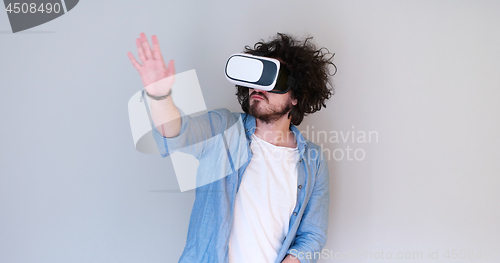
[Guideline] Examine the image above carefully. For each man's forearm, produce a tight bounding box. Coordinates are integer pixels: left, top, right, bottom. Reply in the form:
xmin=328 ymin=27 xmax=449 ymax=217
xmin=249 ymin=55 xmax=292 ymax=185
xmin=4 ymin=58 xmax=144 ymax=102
xmin=149 ymin=95 xmax=181 ymax=138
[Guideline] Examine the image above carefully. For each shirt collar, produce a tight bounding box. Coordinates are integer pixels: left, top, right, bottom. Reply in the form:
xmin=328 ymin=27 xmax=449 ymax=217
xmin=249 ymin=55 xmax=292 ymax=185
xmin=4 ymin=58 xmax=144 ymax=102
xmin=242 ymin=113 xmax=307 ymax=160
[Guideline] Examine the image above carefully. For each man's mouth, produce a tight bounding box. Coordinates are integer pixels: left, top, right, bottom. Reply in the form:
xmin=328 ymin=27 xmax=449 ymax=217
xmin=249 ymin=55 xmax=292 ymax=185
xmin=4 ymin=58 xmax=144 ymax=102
xmin=251 ymin=94 xmax=266 ymax=100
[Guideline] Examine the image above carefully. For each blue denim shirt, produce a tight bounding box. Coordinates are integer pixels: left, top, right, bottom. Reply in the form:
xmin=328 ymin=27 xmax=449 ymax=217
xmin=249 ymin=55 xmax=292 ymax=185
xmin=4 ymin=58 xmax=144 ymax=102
xmin=151 ymin=107 xmax=330 ymax=263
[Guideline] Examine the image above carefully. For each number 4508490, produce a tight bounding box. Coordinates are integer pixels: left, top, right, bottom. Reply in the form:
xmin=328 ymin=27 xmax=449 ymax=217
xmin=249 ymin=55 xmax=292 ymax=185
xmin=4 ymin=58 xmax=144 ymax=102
xmin=443 ymin=249 xmax=498 ymax=260
xmin=5 ymin=3 xmax=61 ymax=14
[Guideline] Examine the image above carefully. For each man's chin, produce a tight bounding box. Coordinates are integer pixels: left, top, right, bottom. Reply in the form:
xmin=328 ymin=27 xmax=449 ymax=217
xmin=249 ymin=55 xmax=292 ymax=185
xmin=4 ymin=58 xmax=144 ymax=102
xmin=249 ymin=109 xmax=285 ymax=124
xmin=248 ymin=104 xmax=266 ymax=117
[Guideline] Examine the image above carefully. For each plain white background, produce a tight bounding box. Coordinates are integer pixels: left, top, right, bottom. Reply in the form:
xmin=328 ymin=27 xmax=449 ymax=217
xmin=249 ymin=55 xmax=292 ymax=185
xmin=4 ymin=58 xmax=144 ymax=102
xmin=1 ymin=0 xmax=499 ymax=262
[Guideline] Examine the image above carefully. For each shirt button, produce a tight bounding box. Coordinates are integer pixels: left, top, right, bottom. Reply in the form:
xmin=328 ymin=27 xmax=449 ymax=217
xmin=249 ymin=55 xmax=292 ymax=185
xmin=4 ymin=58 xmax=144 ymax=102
xmin=293 ymin=212 xmax=297 ymax=216
xmin=298 ymin=185 xmax=302 ymax=189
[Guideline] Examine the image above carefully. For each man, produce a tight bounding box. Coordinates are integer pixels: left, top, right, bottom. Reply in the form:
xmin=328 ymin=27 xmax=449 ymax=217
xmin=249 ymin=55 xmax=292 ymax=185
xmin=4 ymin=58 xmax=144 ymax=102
xmin=127 ymin=32 xmax=336 ymax=263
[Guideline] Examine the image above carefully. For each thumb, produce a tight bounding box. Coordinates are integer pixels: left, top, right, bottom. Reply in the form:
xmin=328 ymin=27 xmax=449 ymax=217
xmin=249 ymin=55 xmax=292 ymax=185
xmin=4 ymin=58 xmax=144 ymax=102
xmin=167 ymin=60 xmax=176 ymax=76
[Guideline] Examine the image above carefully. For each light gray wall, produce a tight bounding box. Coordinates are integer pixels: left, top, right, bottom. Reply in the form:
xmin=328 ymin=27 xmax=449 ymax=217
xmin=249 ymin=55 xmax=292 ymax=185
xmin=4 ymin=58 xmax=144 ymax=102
xmin=1 ymin=0 xmax=499 ymax=262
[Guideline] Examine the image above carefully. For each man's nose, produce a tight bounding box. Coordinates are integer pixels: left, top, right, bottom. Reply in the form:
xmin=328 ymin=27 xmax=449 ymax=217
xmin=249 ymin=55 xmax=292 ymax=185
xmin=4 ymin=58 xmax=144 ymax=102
xmin=251 ymin=88 xmax=268 ymax=94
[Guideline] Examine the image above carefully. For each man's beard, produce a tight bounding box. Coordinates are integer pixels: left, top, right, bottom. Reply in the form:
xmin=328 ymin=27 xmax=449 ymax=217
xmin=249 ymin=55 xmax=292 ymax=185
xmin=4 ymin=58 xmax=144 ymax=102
xmin=248 ymin=97 xmax=293 ymax=125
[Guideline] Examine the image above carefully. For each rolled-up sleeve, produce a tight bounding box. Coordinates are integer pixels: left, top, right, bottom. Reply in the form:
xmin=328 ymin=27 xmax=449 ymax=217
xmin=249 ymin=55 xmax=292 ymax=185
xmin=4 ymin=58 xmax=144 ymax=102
xmin=151 ymin=107 xmax=234 ymax=160
xmin=286 ymin=151 xmax=330 ymax=263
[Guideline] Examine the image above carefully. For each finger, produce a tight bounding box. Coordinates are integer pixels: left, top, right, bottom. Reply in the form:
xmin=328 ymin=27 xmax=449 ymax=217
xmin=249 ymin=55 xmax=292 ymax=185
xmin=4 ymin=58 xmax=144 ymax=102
xmin=136 ymin=38 xmax=147 ymax=63
xmin=127 ymin=52 xmax=142 ymax=71
xmin=167 ymin=60 xmax=176 ymax=76
xmin=140 ymin=32 xmax=153 ymax=60
xmin=152 ymin=35 xmax=165 ymax=62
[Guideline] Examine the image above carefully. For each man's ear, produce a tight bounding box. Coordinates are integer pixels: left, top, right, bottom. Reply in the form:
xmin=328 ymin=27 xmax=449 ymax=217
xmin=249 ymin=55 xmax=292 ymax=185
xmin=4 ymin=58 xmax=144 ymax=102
xmin=292 ymin=98 xmax=298 ymax=106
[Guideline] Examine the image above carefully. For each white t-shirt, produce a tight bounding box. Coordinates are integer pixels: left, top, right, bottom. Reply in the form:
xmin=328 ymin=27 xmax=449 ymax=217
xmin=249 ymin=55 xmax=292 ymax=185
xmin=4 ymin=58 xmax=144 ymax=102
xmin=228 ymin=133 xmax=300 ymax=263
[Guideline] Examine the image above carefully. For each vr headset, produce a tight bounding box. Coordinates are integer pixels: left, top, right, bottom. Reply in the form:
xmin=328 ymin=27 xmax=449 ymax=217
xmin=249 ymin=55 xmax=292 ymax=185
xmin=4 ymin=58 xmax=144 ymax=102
xmin=225 ymin=53 xmax=298 ymax=94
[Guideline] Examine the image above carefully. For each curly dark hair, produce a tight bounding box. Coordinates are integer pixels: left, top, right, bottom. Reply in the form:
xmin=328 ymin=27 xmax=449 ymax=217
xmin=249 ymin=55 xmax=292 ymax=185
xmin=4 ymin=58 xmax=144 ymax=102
xmin=235 ymin=32 xmax=337 ymax=126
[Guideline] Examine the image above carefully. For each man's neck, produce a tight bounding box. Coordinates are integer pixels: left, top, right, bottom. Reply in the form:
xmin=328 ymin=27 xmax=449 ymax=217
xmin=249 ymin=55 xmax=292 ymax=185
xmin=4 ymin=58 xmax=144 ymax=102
xmin=254 ymin=116 xmax=297 ymax=148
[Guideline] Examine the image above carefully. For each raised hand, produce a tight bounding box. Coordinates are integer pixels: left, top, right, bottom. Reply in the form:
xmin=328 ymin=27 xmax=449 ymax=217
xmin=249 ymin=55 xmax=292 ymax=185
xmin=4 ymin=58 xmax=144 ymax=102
xmin=127 ymin=33 xmax=175 ymax=97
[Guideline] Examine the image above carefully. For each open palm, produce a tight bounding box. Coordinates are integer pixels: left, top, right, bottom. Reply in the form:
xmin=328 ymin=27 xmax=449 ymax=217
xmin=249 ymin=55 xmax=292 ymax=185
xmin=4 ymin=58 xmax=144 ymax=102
xmin=127 ymin=33 xmax=175 ymax=97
